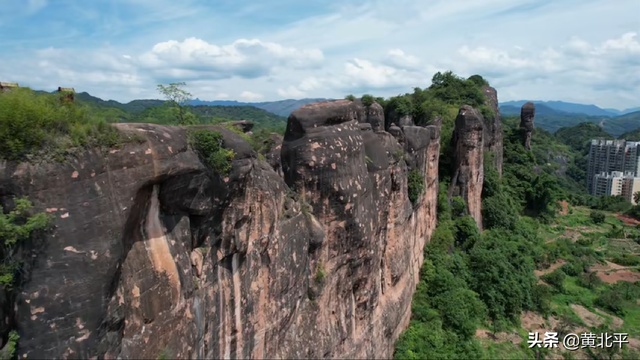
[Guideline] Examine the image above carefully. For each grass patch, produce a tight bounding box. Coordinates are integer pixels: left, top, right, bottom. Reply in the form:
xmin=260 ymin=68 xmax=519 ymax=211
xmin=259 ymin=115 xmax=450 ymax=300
xmin=315 ymin=261 xmax=326 ymax=283
xmin=188 ymin=129 xmax=235 ymax=175
xmin=157 ymin=346 xmax=171 ymax=360
xmin=621 ymin=305 xmax=640 ymax=338
xmin=0 ymin=88 xmax=130 ymax=161
xmin=480 ymin=339 xmax=535 ymax=360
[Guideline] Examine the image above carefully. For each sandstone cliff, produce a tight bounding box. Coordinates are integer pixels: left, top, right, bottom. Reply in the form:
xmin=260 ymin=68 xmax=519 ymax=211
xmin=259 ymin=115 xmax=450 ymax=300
xmin=520 ymin=102 xmax=535 ymax=150
xmin=0 ymin=99 xmax=440 ymax=359
xmin=449 ymin=105 xmax=485 ymax=229
xmin=481 ymin=85 xmax=504 ymax=175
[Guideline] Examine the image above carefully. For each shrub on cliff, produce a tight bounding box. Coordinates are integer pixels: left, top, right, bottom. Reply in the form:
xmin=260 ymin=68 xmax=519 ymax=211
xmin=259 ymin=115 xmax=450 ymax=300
xmin=361 ymin=94 xmax=375 ymax=106
xmin=0 ymin=88 xmax=123 ymax=161
xmin=407 ymin=169 xmax=425 ymax=204
xmin=0 ymin=197 xmax=50 ymax=289
xmin=188 ymin=129 xmax=235 ymax=175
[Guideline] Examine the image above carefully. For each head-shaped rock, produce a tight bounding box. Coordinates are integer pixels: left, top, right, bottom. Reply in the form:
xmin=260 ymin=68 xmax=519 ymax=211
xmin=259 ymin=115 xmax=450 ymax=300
xmin=520 ymin=102 xmax=535 ymax=132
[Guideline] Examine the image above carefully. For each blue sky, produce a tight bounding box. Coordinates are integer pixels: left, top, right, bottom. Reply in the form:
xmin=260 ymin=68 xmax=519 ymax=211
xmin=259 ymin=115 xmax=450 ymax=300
xmin=1 ymin=0 xmax=639 ymax=109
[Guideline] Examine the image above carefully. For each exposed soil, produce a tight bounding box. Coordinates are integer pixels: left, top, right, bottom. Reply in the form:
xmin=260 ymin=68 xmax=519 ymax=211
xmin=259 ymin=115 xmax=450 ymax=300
xmin=590 ymin=261 xmax=640 ymax=284
xmin=475 ymin=329 xmax=522 ymax=344
xmin=593 ymin=308 xmax=624 ymax=329
xmin=596 ymin=270 xmax=640 ymax=284
xmin=617 ymin=213 xmax=640 ymax=227
xmin=534 ymin=260 xmax=567 ymax=278
xmin=558 ymin=201 xmax=569 ymax=216
xmin=570 ymin=304 xmax=605 ymax=327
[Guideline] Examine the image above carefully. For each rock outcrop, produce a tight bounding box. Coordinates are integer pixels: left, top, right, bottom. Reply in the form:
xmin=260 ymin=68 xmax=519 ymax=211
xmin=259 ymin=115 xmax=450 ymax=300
xmin=0 ymin=98 xmax=440 ymax=359
xmin=520 ymin=102 xmax=535 ymax=150
xmin=354 ymin=99 xmax=385 ymax=132
xmin=281 ymin=99 xmax=440 ymax=357
xmin=449 ymin=105 xmax=484 ymax=229
xmin=481 ymin=85 xmax=503 ymax=175
xmin=264 ymin=132 xmax=284 ymax=178
xmin=229 ymin=120 xmax=254 ymax=133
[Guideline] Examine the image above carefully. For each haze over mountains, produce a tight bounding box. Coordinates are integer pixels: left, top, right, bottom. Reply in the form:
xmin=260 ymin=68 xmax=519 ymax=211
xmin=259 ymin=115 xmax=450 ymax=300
xmin=500 ymin=100 xmax=640 ymax=117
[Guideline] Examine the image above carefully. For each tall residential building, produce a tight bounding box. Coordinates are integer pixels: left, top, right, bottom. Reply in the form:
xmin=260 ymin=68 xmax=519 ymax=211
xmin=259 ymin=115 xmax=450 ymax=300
xmin=593 ymin=171 xmax=640 ymax=204
xmin=587 ymin=140 xmax=640 ymax=194
xmin=593 ymin=171 xmax=624 ymax=197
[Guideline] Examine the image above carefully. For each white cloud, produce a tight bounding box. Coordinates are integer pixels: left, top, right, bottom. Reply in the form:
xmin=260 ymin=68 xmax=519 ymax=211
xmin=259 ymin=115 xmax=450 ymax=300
xmin=215 ymin=92 xmax=229 ymax=99
xmin=277 ymin=86 xmax=306 ymax=98
xmin=138 ymin=37 xmax=324 ymax=81
xmin=453 ymin=32 xmax=640 ymax=104
xmin=240 ymin=91 xmax=263 ymax=101
xmin=1 ymin=0 xmax=639 ymax=108
xmin=384 ymin=49 xmax=421 ymax=70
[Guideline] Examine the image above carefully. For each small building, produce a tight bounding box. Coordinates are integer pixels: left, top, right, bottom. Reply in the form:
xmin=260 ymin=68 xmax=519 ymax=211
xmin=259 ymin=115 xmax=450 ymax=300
xmin=58 ymin=87 xmax=75 ymax=103
xmin=0 ymin=82 xmax=19 ymax=92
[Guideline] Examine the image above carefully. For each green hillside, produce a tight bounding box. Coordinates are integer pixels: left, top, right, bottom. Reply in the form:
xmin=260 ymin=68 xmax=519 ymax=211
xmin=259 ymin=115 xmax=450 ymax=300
xmin=385 ymin=72 xmax=640 ymax=360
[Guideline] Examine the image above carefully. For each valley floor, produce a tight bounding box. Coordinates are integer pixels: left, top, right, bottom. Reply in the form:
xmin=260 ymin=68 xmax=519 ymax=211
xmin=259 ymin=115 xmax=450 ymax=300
xmin=477 ymin=206 xmax=640 ymax=360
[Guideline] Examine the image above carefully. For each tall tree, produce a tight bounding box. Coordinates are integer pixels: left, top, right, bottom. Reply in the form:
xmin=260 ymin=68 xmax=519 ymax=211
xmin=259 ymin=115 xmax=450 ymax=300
xmin=157 ymin=82 xmax=197 ymax=125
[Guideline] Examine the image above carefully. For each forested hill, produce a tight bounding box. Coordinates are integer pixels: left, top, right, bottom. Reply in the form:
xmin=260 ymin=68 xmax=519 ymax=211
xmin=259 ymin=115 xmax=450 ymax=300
xmin=71 ymin=91 xmax=288 ymax=131
xmin=500 ymin=105 xmax=640 ymax=136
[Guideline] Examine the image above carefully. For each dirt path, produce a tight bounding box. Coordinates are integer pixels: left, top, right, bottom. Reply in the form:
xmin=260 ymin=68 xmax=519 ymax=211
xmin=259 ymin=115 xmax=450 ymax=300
xmin=534 ymin=260 xmax=567 ymax=277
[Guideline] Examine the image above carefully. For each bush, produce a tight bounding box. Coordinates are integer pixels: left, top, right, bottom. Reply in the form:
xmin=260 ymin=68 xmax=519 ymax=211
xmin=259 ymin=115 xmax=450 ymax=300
xmin=595 ymin=289 xmax=626 ymax=316
xmin=345 ymin=94 xmax=356 ymax=101
xmin=408 ymin=169 xmax=425 ymax=204
xmin=482 ymin=193 xmax=519 ymax=230
xmin=361 ymin=94 xmax=375 ymax=107
xmin=531 ymin=284 xmax=553 ymax=316
xmin=590 ymin=210 xmax=606 ymax=224
xmin=0 ymin=88 xmax=123 ymax=161
xmin=609 ymin=253 xmax=640 ymax=267
xmin=0 ymin=198 xmax=50 ymax=289
xmin=454 ymin=216 xmax=479 ymax=250
xmin=451 ymin=196 xmax=467 ymax=218
xmin=541 ymin=269 xmax=566 ymax=292
xmin=189 ymin=130 xmax=235 ymax=175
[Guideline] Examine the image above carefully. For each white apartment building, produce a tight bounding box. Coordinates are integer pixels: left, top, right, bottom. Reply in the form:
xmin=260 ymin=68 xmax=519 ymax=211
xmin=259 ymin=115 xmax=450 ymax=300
xmin=587 ymin=139 xmax=640 ymax=194
xmin=593 ymin=171 xmax=640 ymax=204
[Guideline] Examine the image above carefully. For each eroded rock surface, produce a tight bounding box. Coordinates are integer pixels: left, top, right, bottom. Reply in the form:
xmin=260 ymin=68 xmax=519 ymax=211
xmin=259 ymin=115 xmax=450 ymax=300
xmin=449 ymin=105 xmax=484 ymax=230
xmin=481 ymin=85 xmax=504 ymax=174
xmin=281 ymin=99 xmax=440 ymax=358
xmin=520 ymin=102 xmax=536 ymax=150
xmin=0 ymin=98 xmax=440 ymax=359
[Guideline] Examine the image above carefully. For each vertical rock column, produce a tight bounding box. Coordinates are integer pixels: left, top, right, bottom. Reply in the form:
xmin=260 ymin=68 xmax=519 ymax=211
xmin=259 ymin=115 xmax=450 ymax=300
xmin=449 ymin=105 xmax=485 ymax=230
xmin=520 ymin=102 xmax=536 ymax=150
xmin=481 ymin=85 xmax=504 ymax=175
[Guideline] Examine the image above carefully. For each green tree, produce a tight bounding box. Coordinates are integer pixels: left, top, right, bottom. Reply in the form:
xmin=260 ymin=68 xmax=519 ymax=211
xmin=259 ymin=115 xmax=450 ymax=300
xmin=361 ymin=94 xmax=375 ymax=106
xmin=590 ymin=210 xmax=606 ymax=224
xmin=157 ymin=82 xmax=198 ymax=125
xmin=634 ymin=191 xmax=640 ymax=205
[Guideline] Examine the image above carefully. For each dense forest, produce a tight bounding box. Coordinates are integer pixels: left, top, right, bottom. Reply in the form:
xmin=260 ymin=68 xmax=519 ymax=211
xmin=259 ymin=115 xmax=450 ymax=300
xmin=373 ymin=73 xmax=640 ymax=359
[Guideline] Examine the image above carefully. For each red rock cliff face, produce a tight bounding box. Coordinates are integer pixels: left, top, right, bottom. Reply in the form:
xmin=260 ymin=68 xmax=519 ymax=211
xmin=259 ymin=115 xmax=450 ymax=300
xmin=0 ymin=100 xmax=440 ymax=359
xmin=449 ymin=105 xmax=484 ymax=230
xmin=481 ymin=85 xmax=503 ymax=175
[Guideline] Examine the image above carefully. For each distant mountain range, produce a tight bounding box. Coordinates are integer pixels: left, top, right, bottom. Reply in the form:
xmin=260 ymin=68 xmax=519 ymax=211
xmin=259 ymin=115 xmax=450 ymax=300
xmin=48 ymin=90 xmax=640 ymax=137
xmin=501 ymin=100 xmax=640 ymax=117
xmin=189 ymin=98 xmax=331 ymax=117
xmin=500 ymin=101 xmax=640 ymax=136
